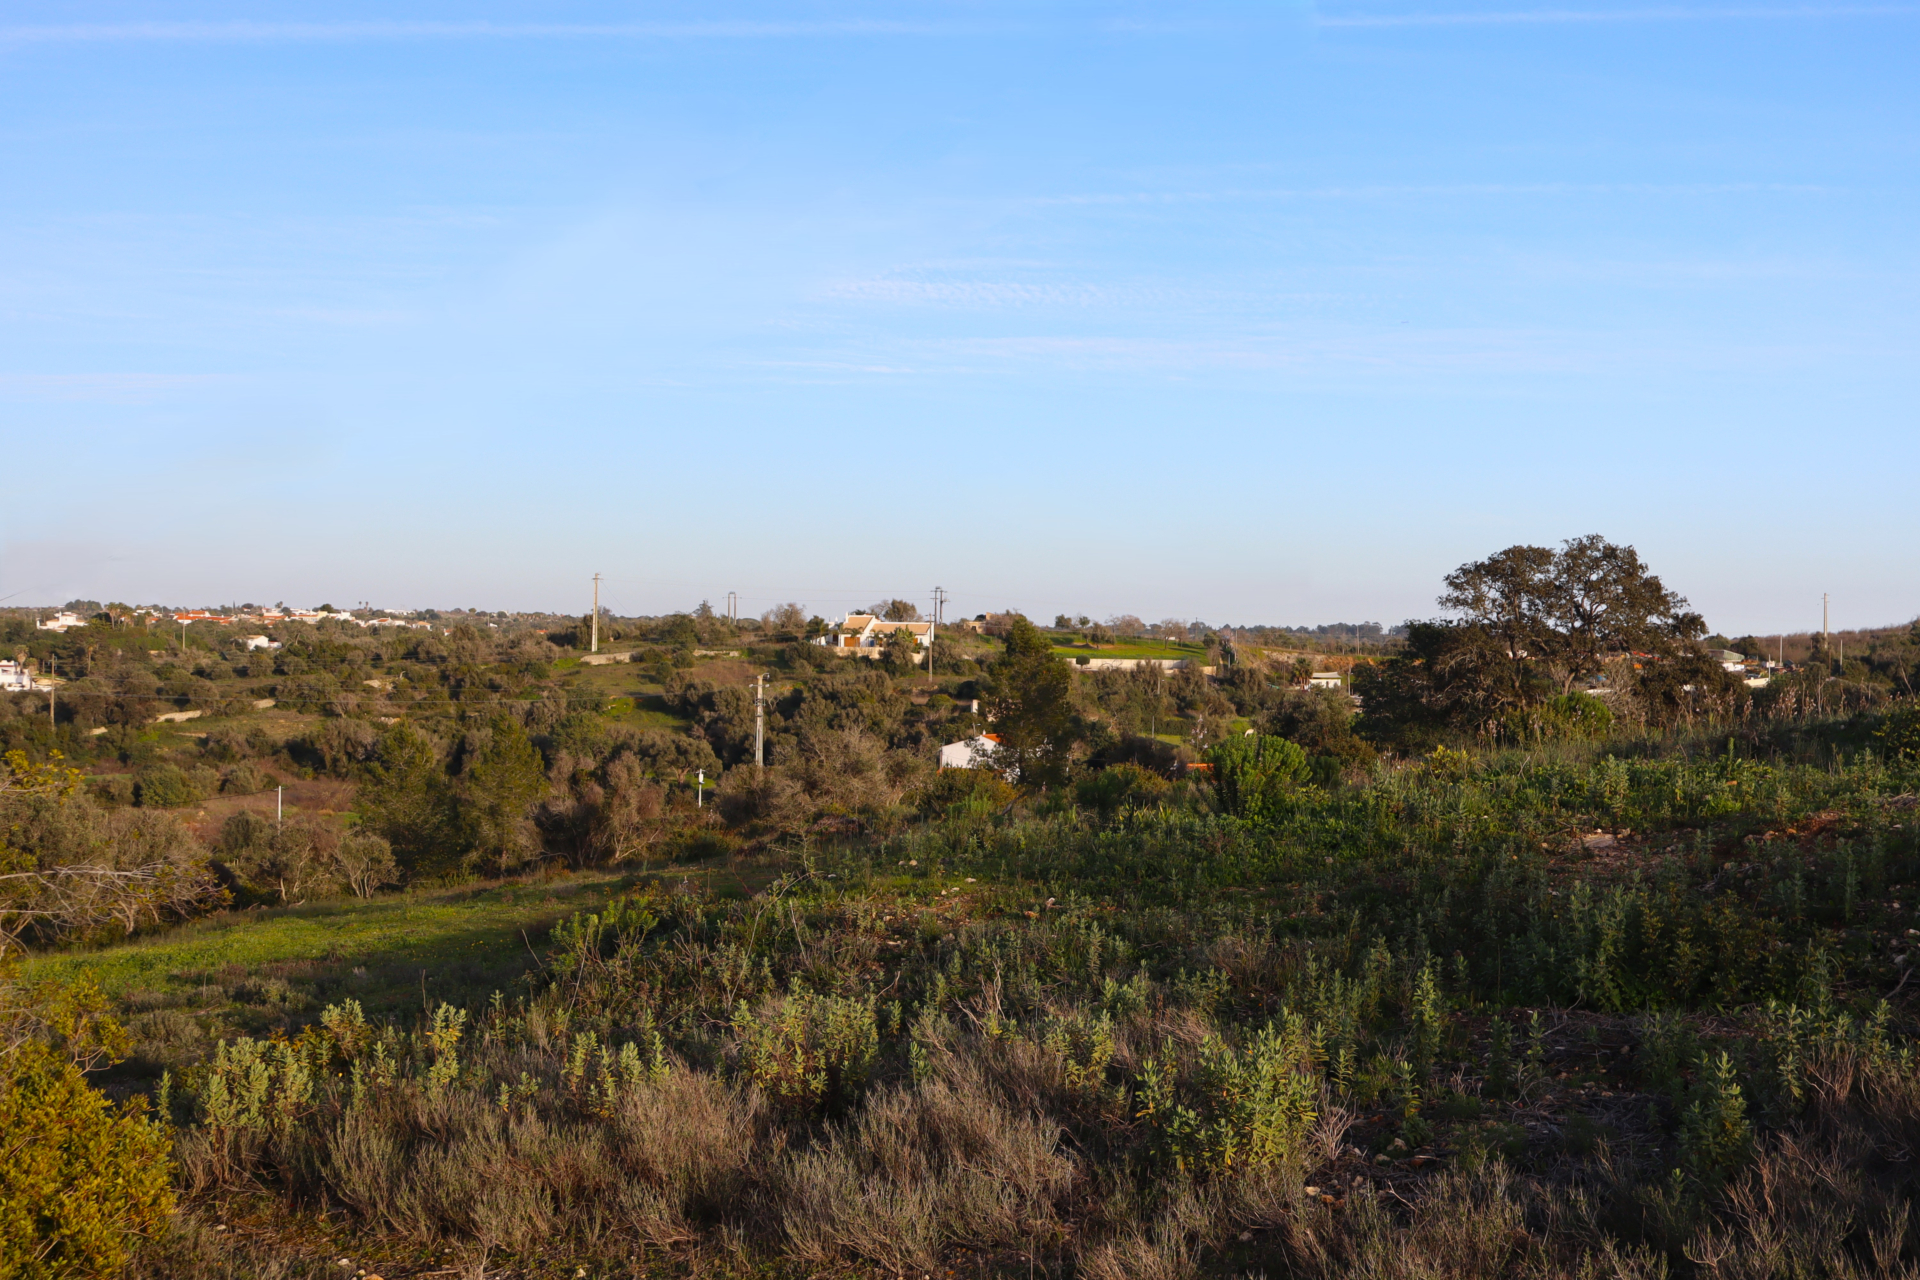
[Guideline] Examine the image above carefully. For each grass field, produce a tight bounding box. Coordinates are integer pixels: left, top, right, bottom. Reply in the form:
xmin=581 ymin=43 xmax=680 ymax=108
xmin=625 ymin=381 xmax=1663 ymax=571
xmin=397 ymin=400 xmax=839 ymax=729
xmin=1050 ymin=637 xmax=1205 ymax=660
xmin=18 ymin=859 xmax=773 ymax=1103
xmin=19 ymin=867 xmax=726 ymax=1059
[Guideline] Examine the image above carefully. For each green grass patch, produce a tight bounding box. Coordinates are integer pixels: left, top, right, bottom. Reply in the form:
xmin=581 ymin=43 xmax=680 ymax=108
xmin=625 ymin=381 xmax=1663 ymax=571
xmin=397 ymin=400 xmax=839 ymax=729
xmin=1052 ymin=639 xmax=1204 ymax=661
xmin=19 ymin=872 xmax=645 ymax=1030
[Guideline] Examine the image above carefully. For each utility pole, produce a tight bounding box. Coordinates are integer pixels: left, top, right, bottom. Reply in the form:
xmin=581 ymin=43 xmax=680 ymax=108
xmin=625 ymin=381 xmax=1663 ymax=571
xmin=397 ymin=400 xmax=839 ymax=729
xmin=930 ymin=586 xmax=946 ymax=680
xmin=726 ymin=591 xmax=738 ymax=623
xmin=276 ymin=785 xmax=283 ymax=828
xmin=754 ymin=674 xmax=766 ymax=771
xmin=696 ymin=768 xmax=705 ymax=808
xmin=591 ymin=573 xmax=601 ymax=654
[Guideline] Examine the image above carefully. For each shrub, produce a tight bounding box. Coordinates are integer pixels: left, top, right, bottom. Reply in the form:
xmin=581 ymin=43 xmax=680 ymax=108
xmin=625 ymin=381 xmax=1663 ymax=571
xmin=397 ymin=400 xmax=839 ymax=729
xmin=133 ymin=763 xmax=210 ymax=808
xmin=0 ymin=1042 xmax=174 ymax=1279
xmin=731 ymin=992 xmax=878 ymax=1112
xmin=917 ymin=766 xmax=1017 ymax=818
xmin=329 ymin=830 xmax=399 ymax=898
xmin=219 ymin=760 xmax=274 ymax=795
xmin=1204 ymin=735 xmax=1309 ymax=822
xmin=1876 ymin=702 xmax=1920 ymax=759
xmin=1074 ymin=763 xmax=1171 ymax=818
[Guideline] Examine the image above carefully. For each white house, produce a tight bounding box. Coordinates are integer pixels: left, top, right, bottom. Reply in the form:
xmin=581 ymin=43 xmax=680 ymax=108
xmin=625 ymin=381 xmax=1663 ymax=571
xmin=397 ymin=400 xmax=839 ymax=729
xmin=240 ymin=635 xmax=282 ymax=651
xmin=35 ymin=611 xmax=85 ymax=633
xmin=938 ymin=734 xmax=1001 ymax=770
xmin=0 ymin=660 xmax=36 ymax=692
xmin=814 ymin=614 xmax=932 ymax=651
xmin=1308 ymin=672 xmax=1344 ymax=689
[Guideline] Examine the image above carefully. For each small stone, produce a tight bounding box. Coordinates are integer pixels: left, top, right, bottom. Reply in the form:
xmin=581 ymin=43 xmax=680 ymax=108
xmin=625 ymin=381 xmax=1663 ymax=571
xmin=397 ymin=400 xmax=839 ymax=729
xmin=1237 ymin=1231 xmax=1252 ymax=1242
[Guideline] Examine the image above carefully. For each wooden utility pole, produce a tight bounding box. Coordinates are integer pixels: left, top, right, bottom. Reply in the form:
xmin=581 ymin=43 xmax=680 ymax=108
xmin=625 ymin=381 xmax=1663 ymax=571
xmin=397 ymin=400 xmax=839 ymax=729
xmin=591 ymin=573 xmax=601 ymax=654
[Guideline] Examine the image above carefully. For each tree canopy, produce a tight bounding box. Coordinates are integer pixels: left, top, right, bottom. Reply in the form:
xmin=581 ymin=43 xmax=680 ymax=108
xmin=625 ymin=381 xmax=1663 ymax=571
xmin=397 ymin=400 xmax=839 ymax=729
xmin=981 ymin=616 xmax=1081 ymax=789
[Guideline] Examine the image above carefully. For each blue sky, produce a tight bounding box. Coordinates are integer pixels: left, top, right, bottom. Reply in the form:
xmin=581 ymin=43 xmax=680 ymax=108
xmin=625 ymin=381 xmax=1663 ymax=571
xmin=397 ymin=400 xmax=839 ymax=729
xmin=4 ymin=2 xmax=1916 ymax=632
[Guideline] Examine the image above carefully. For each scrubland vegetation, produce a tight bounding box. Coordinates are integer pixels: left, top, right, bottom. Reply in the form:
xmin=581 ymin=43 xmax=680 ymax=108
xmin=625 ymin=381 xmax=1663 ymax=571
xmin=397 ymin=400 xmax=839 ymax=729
xmin=5 ymin=544 xmax=1920 ymax=1278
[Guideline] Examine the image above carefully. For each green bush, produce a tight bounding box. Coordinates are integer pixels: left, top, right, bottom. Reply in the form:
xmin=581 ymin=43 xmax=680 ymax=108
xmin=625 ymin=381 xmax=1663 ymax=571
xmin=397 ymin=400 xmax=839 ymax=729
xmin=1876 ymin=702 xmax=1920 ymax=759
xmin=1073 ymin=762 xmax=1171 ymax=817
xmin=133 ymin=763 xmax=212 ymax=808
xmin=916 ymin=766 xmax=1016 ymax=818
xmin=1204 ymin=734 xmax=1309 ymax=822
xmin=0 ymin=1042 xmax=175 ymax=1278
xmin=219 ymin=761 xmax=274 ymax=795
xmin=731 ymin=992 xmax=878 ymax=1112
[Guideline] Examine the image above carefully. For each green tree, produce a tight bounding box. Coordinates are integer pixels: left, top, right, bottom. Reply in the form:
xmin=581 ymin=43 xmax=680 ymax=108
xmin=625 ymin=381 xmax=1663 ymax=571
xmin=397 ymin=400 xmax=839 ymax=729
xmin=880 ymin=627 xmax=919 ymax=672
xmin=215 ymin=811 xmax=332 ymax=903
xmin=356 ymin=722 xmax=456 ymax=873
xmin=460 ymin=714 xmax=548 ymax=872
xmin=1439 ymin=534 xmax=1704 ymax=696
xmin=981 ymin=616 xmax=1082 ymax=790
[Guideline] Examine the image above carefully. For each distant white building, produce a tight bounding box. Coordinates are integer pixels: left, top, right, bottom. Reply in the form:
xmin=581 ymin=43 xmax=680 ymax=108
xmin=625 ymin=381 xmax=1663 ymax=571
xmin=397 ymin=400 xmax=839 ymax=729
xmin=1308 ymin=672 xmax=1344 ymax=689
xmin=240 ymin=635 xmax=282 ymax=651
xmin=815 ymin=614 xmax=933 ymax=651
xmin=0 ymin=660 xmax=37 ymax=692
xmin=35 ymin=611 xmax=85 ymax=633
xmin=938 ymin=734 xmax=1001 ymax=770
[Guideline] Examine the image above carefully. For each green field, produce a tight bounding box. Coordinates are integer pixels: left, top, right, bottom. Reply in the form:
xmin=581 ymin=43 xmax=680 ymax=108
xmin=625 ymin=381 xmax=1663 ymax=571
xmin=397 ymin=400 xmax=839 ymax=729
xmin=20 ymin=870 xmax=649 ymax=1036
xmin=1050 ymin=637 xmax=1205 ymax=661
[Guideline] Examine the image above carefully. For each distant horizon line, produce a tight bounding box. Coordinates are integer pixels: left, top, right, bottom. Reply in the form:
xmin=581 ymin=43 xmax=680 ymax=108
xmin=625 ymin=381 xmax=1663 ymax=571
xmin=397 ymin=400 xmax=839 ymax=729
xmin=4 ymin=602 xmax=1908 ymax=642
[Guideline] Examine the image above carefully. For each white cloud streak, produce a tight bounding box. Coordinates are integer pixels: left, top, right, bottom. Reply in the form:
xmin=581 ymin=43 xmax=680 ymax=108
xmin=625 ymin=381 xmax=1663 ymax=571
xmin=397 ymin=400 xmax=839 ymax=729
xmin=0 ymin=19 xmax=975 ymax=44
xmin=2 ymin=8 xmax=1909 ymax=43
xmin=1317 ymin=4 xmax=1918 ymax=26
xmin=1026 ymin=181 xmax=1832 ymax=206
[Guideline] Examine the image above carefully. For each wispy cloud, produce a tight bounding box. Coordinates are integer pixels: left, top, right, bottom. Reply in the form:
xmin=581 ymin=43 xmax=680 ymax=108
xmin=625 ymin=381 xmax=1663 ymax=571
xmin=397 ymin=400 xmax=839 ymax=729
xmin=1317 ymin=4 xmax=1918 ymax=26
xmin=1027 ymin=181 xmax=1831 ymax=205
xmin=0 ymin=19 xmax=976 ymax=45
xmin=0 ymin=372 xmax=237 ymax=402
xmin=824 ymin=279 xmax=1131 ymax=307
xmin=3 ymin=9 xmax=1905 ymax=44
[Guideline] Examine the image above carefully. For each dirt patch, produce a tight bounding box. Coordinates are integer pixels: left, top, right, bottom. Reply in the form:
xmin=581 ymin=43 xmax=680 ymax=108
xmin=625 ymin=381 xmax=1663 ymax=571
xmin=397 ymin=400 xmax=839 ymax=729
xmin=1543 ymin=829 xmax=1683 ymax=880
xmin=184 ymin=777 xmax=357 ymax=841
xmin=690 ymin=659 xmax=760 ymax=685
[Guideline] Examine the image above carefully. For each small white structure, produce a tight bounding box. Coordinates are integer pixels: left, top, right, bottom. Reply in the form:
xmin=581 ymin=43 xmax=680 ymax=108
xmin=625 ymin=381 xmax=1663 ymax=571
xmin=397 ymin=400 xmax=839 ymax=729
xmin=0 ymin=660 xmax=36 ymax=692
xmin=814 ymin=614 xmax=932 ymax=651
xmin=35 ymin=611 xmax=85 ymax=633
xmin=1308 ymin=672 xmax=1343 ymax=689
xmin=938 ymin=734 xmax=1001 ymax=770
xmin=240 ymin=635 xmax=282 ymax=651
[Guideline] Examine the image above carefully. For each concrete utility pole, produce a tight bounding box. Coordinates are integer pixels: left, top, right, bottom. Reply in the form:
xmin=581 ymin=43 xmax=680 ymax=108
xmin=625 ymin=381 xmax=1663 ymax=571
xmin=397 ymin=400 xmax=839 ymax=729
xmin=726 ymin=592 xmax=738 ymax=622
xmin=754 ymin=674 xmax=766 ymax=771
xmin=930 ymin=586 xmax=946 ymax=678
xmin=276 ymin=785 xmax=283 ymax=828
xmin=591 ymin=573 xmax=601 ymax=654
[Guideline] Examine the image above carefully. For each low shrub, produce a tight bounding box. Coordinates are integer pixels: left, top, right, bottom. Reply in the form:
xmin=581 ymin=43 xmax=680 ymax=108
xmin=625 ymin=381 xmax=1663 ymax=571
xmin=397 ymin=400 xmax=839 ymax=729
xmin=0 ymin=1043 xmax=174 ymax=1278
